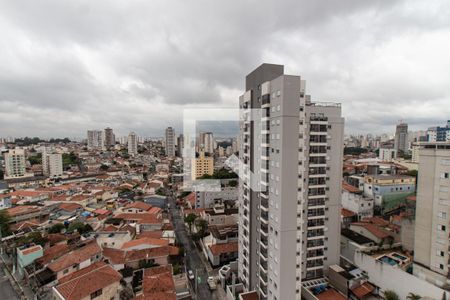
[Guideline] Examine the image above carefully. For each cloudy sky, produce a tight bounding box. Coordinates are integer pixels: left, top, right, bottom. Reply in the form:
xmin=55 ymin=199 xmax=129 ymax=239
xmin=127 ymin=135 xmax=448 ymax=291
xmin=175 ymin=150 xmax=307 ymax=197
xmin=1 ymin=0 xmax=450 ymax=139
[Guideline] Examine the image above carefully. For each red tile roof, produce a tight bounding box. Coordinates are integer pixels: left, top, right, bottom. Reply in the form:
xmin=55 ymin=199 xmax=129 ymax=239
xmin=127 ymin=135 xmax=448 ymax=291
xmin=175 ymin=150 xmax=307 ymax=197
xmin=351 ymin=223 xmax=391 ymax=239
xmin=121 ymin=238 xmax=169 ymax=250
xmin=103 ymin=246 xmax=179 ymax=265
xmin=59 ymin=203 xmax=83 ymax=212
xmin=209 ymin=242 xmax=238 ymax=256
xmin=48 ymin=241 xmax=102 ymax=272
xmin=136 ymin=265 xmax=176 ymax=300
xmin=317 ymin=289 xmax=346 ymax=300
xmin=115 ymin=213 xmax=162 ymax=225
xmin=342 ymin=182 xmax=361 ymax=193
xmin=341 ymin=208 xmax=356 ymax=218
xmin=37 ymin=243 xmax=70 ymax=265
xmin=55 ymin=262 xmax=122 ymax=300
xmin=6 ymin=205 xmax=40 ymax=217
xmin=20 ymin=245 xmax=42 ymax=256
xmin=125 ymin=201 xmax=153 ymax=211
xmin=351 ymin=282 xmax=375 ymax=299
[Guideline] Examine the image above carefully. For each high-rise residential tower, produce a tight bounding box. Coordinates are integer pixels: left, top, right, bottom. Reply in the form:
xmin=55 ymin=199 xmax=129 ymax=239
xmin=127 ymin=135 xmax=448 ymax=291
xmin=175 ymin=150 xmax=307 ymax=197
xmin=200 ymin=132 xmax=214 ymax=154
xmin=238 ymin=64 xmax=344 ymax=300
xmin=394 ymin=122 xmax=409 ymax=155
xmin=128 ymin=132 xmax=138 ymax=157
xmin=4 ymin=149 xmax=27 ymax=179
xmin=103 ymin=127 xmax=115 ymax=149
xmin=87 ymin=130 xmax=103 ymax=150
xmin=413 ymin=142 xmax=450 ymax=287
xmin=165 ymin=127 xmax=176 ymax=157
xmin=177 ymin=134 xmax=184 ymax=158
xmin=42 ymin=148 xmax=63 ymax=178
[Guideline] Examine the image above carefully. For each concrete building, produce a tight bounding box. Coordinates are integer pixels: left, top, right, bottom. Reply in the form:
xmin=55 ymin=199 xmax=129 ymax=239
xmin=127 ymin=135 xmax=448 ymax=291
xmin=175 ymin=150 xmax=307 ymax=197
xmin=87 ymin=130 xmax=103 ymax=149
xmin=42 ymin=149 xmax=63 ymax=178
xmin=128 ymin=132 xmax=138 ymax=157
xmin=195 ymin=186 xmax=238 ymax=209
xmin=411 ymin=143 xmax=420 ymax=163
xmin=200 ymin=132 xmax=215 ymax=154
xmin=165 ymin=127 xmax=176 ymax=157
xmin=4 ymin=149 xmax=28 ymax=179
xmin=342 ymin=182 xmax=374 ymax=221
xmin=427 ymin=121 xmax=450 ymax=142
xmin=394 ymin=122 xmax=408 ymax=155
xmin=191 ymin=151 xmax=214 ymax=180
xmin=363 ymin=174 xmax=416 ymax=206
xmin=238 ymin=64 xmax=344 ymax=300
xmin=103 ymin=127 xmax=115 ymax=149
xmin=378 ymin=147 xmax=397 ymax=162
xmin=413 ymin=142 xmax=450 ymax=288
xmin=177 ymin=134 xmax=184 ymax=158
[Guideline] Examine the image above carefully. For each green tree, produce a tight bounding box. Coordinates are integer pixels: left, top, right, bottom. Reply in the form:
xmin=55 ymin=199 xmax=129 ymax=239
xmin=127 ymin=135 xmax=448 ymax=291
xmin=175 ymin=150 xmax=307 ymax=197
xmin=48 ymin=223 xmax=65 ymax=234
xmin=28 ymin=153 xmax=42 ymax=165
xmin=18 ymin=232 xmax=48 ymax=247
xmin=195 ymin=219 xmax=208 ymax=237
xmin=184 ymin=213 xmax=197 ymax=233
xmin=0 ymin=210 xmax=11 ymax=236
xmin=407 ymin=293 xmax=421 ymax=300
xmin=68 ymin=222 xmax=93 ymax=234
xmin=384 ymin=290 xmax=400 ymax=300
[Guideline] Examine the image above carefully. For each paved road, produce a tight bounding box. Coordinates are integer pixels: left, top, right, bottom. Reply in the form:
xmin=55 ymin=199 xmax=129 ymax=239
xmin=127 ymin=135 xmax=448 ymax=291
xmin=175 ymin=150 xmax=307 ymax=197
xmin=0 ymin=264 xmax=19 ymax=300
xmin=168 ymin=192 xmax=221 ymax=300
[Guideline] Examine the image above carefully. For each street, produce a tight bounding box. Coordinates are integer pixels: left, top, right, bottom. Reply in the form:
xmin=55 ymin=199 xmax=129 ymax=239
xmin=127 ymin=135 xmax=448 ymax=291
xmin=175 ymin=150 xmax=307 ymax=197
xmin=0 ymin=263 xmax=19 ymax=300
xmin=167 ymin=192 xmax=222 ymax=300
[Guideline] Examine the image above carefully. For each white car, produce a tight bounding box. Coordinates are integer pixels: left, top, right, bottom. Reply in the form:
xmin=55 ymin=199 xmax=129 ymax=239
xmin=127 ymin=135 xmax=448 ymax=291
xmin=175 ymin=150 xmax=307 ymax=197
xmin=188 ymin=270 xmax=195 ymax=280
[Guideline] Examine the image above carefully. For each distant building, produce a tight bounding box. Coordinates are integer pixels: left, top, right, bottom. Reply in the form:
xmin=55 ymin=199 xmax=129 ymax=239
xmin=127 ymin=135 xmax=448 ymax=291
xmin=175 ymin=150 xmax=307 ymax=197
xmin=342 ymin=182 xmax=374 ymax=221
xmin=200 ymin=132 xmax=214 ymax=154
xmin=128 ymin=132 xmax=138 ymax=157
xmin=103 ymin=127 xmax=115 ymax=149
xmin=165 ymin=127 xmax=175 ymax=157
xmin=394 ymin=122 xmax=408 ymax=155
xmin=177 ymin=134 xmax=184 ymax=157
xmin=413 ymin=142 xmax=450 ymax=288
xmin=191 ymin=151 xmax=213 ymax=180
xmin=379 ymin=147 xmax=397 ymax=162
xmin=4 ymin=149 xmax=28 ymax=179
xmin=87 ymin=130 xmax=103 ymax=149
xmin=42 ymin=148 xmax=63 ymax=178
xmin=411 ymin=143 xmax=420 ymax=163
xmin=363 ymin=174 xmax=416 ymax=207
xmin=427 ymin=121 xmax=450 ymax=142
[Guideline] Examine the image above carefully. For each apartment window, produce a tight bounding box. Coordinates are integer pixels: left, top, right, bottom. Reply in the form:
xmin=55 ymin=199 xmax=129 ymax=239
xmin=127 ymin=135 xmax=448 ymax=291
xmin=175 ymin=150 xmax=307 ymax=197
xmin=276 ymin=105 xmax=281 ymax=111
xmin=437 ymin=250 xmax=445 ymax=257
xmin=442 ymin=173 xmax=449 ymax=179
xmin=276 ymin=90 xmax=281 ymax=96
xmin=438 ymin=224 xmax=446 ymax=231
xmin=439 ymin=211 xmax=447 ymax=219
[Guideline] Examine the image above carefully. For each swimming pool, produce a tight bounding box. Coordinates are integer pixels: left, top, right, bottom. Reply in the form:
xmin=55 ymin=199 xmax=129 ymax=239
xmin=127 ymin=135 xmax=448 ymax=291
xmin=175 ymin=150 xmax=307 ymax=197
xmin=379 ymin=255 xmax=401 ymax=266
xmin=391 ymin=253 xmax=408 ymax=261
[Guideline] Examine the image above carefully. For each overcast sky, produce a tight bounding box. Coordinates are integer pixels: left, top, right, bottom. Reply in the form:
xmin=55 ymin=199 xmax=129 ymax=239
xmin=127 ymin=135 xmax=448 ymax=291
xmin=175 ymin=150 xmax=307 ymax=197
xmin=1 ymin=0 xmax=450 ymax=139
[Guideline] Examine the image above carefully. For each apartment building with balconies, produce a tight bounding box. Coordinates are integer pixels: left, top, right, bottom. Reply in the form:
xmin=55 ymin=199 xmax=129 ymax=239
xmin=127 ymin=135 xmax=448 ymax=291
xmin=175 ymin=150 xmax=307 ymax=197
xmin=238 ymin=64 xmax=344 ymax=300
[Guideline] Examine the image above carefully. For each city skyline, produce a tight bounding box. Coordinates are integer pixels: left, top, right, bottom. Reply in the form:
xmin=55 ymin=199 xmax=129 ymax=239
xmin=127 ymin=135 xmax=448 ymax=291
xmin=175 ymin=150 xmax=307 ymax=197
xmin=1 ymin=1 xmax=450 ymax=137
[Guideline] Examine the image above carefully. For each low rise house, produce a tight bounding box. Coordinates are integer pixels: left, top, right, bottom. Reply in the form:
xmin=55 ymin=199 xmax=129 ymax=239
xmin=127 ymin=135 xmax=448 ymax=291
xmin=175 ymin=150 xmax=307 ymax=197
xmin=342 ymin=182 xmax=374 ymax=221
xmin=53 ymin=261 xmax=122 ymax=300
xmin=0 ymin=193 xmax=12 ymax=209
xmin=47 ymin=240 xmax=102 ymax=280
xmin=17 ymin=244 xmax=43 ymax=276
xmin=6 ymin=205 xmax=47 ymax=224
xmin=134 ymin=265 xmax=176 ymax=300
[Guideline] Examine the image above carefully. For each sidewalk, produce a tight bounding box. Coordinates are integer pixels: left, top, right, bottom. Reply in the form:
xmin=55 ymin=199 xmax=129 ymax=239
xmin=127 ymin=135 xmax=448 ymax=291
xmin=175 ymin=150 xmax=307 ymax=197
xmin=1 ymin=252 xmax=35 ymax=300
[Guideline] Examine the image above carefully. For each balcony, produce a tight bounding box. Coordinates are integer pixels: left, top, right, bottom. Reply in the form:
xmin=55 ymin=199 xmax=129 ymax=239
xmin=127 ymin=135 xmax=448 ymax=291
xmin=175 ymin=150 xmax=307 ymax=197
xmin=261 ymin=94 xmax=270 ymax=106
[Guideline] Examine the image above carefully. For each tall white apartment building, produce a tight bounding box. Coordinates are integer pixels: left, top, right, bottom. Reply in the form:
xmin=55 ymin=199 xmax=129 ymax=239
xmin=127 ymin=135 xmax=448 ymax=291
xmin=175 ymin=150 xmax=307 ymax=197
xmin=87 ymin=130 xmax=103 ymax=149
xmin=238 ymin=64 xmax=344 ymax=300
xmin=42 ymin=149 xmax=63 ymax=178
xmin=4 ymin=149 xmax=28 ymax=179
xmin=200 ymin=132 xmax=214 ymax=154
xmin=413 ymin=142 xmax=450 ymax=287
xmin=128 ymin=132 xmax=138 ymax=157
xmin=165 ymin=127 xmax=176 ymax=157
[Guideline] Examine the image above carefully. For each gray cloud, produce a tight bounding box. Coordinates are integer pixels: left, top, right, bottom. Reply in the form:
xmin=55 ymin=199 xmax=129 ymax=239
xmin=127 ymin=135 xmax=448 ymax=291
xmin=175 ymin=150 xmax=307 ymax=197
xmin=0 ymin=0 xmax=449 ymax=138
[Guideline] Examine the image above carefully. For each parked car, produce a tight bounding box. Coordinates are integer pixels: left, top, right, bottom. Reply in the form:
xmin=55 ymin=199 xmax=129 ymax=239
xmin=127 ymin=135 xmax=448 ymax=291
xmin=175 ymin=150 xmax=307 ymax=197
xmin=207 ymin=276 xmax=217 ymax=290
xmin=188 ymin=270 xmax=195 ymax=280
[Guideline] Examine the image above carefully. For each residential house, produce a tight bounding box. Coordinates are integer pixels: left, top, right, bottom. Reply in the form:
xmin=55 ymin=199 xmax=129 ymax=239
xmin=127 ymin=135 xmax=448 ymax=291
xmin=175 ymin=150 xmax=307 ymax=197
xmin=53 ymin=262 xmax=122 ymax=300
